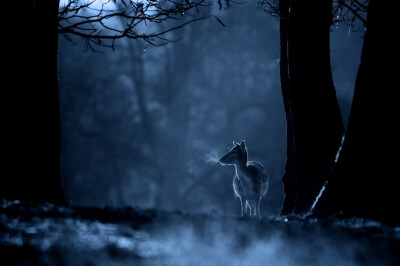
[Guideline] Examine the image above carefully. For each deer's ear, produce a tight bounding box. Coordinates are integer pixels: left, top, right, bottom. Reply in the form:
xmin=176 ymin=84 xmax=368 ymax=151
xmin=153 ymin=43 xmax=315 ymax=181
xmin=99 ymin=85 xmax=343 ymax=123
xmin=240 ymin=140 xmax=246 ymax=148
xmin=233 ymin=141 xmax=236 ymax=146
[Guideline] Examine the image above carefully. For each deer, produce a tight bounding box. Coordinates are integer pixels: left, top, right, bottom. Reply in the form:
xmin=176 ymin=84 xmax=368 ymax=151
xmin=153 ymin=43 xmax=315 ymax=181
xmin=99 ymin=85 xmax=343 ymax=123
xmin=219 ymin=140 xmax=269 ymax=219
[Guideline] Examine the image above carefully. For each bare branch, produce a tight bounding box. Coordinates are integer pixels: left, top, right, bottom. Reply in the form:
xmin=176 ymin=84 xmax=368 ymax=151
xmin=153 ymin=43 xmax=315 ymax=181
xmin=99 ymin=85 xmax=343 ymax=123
xmin=59 ymin=0 xmax=213 ymax=48
xmin=333 ymin=0 xmax=368 ymax=31
xmin=257 ymin=0 xmax=279 ymax=19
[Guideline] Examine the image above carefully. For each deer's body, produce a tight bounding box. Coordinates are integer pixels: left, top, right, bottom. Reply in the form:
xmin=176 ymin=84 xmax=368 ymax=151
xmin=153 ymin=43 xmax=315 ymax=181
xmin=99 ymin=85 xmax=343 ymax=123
xmin=219 ymin=140 xmax=269 ymax=218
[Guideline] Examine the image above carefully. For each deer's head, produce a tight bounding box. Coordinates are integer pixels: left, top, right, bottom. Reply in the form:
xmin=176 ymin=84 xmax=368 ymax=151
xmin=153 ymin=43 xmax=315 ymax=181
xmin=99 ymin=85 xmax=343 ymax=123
xmin=219 ymin=140 xmax=247 ymax=166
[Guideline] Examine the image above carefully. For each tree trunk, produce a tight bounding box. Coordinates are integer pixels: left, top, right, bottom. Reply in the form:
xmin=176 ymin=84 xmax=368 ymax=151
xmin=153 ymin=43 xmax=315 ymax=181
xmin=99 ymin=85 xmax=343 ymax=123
xmin=286 ymin=0 xmax=345 ymax=213
xmin=2 ymin=0 xmax=66 ymax=205
xmin=279 ymin=0 xmax=297 ymax=215
xmin=315 ymin=0 xmax=399 ymax=224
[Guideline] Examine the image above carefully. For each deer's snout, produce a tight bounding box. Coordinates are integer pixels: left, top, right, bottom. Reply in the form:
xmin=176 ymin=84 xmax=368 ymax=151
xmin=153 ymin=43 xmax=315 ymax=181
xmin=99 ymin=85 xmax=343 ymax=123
xmin=218 ymin=155 xmax=227 ymax=165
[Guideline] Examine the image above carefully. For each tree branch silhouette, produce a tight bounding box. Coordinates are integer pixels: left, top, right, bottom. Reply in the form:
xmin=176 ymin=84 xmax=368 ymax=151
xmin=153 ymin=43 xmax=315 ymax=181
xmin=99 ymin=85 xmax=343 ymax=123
xmin=58 ymin=0 xmax=212 ymax=50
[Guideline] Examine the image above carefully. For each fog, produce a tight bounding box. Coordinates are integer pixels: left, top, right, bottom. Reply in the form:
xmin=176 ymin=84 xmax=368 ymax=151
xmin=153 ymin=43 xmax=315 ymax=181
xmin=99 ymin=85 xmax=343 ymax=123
xmin=2 ymin=201 xmax=397 ymax=265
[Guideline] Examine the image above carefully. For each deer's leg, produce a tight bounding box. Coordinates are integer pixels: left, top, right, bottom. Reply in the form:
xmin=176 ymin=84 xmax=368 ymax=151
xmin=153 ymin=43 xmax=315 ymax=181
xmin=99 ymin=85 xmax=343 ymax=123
xmin=245 ymin=200 xmax=251 ymax=216
xmin=249 ymin=200 xmax=257 ymax=217
xmin=257 ymin=197 xmax=262 ymax=219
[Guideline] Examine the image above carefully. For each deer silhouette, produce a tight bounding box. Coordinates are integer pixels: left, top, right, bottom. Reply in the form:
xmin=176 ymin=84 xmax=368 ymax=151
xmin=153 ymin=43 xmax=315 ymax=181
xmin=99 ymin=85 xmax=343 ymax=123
xmin=219 ymin=140 xmax=269 ymax=218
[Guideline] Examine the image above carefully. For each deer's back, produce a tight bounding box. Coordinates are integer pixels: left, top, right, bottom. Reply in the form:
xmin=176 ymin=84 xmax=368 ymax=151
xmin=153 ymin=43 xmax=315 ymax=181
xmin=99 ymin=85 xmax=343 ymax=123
xmin=233 ymin=161 xmax=269 ymax=199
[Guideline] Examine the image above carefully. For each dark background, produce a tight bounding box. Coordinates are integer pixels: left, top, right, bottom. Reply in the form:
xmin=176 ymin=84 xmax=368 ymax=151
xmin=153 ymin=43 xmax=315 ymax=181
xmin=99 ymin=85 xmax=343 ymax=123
xmin=58 ymin=3 xmax=362 ymax=216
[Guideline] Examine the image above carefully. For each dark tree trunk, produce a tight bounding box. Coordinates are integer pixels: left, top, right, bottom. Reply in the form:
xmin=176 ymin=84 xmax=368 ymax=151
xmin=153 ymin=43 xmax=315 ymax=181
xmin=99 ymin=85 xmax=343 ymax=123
xmin=2 ymin=1 xmax=66 ymax=205
xmin=279 ymin=0 xmax=297 ymax=215
xmin=284 ymin=0 xmax=345 ymax=213
xmin=315 ymin=0 xmax=399 ymax=224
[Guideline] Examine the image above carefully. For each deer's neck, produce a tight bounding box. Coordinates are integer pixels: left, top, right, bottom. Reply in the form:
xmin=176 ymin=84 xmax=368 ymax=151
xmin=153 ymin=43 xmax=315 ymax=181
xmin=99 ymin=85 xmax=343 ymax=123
xmin=235 ymin=161 xmax=248 ymax=178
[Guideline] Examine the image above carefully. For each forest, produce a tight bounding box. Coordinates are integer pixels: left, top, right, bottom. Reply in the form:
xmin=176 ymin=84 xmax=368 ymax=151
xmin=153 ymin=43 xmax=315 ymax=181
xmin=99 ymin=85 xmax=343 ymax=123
xmin=1 ymin=0 xmax=399 ymax=265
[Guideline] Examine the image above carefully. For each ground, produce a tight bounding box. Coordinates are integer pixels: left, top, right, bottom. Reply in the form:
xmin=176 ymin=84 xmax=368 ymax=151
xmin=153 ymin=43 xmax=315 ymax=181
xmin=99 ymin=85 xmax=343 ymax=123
xmin=1 ymin=200 xmax=399 ymax=265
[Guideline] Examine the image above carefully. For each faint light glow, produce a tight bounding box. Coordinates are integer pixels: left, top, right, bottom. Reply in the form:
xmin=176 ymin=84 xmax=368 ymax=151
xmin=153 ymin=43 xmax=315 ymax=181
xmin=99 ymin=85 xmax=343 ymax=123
xmin=59 ymin=0 xmax=154 ymax=10
xmin=335 ymin=134 xmax=346 ymax=163
xmin=59 ymin=0 xmax=117 ymax=10
xmin=59 ymin=0 xmax=160 ymax=37
xmin=109 ymin=235 xmax=135 ymax=250
xmin=311 ymin=181 xmax=327 ymax=210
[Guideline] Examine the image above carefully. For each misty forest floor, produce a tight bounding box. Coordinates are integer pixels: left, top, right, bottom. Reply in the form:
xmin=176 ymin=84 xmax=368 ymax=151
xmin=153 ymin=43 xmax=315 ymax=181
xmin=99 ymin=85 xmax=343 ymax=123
xmin=1 ymin=200 xmax=399 ymax=266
